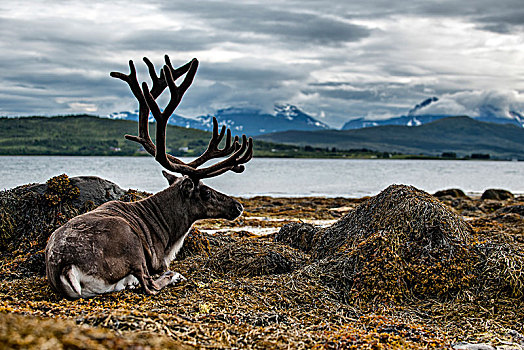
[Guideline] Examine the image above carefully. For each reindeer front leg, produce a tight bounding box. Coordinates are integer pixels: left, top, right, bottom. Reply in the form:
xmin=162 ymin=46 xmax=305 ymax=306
xmin=133 ymin=261 xmax=185 ymax=295
xmin=153 ymin=271 xmax=186 ymax=290
xmin=131 ymin=261 xmax=158 ymax=295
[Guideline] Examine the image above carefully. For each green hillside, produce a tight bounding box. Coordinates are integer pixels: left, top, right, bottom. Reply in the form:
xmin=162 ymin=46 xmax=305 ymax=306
xmin=256 ymin=116 xmax=524 ymax=160
xmin=0 ymin=115 xmax=390 ymax=159
xmin=0 ymin=115 xmax=213 ymax=156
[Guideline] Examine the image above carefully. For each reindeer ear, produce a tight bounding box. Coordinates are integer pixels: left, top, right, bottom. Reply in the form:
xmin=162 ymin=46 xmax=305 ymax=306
xmin=162 ymin=170 xmax=178 ymax=186
xmin=180 ymin=176 xmax=195 ymax=197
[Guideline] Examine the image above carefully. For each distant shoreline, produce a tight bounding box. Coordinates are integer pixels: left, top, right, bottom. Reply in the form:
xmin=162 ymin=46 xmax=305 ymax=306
xmin=1 ymin=115 xmax=522 ymax=160
xmin=0 ymin=154 xmax=515 ymax=161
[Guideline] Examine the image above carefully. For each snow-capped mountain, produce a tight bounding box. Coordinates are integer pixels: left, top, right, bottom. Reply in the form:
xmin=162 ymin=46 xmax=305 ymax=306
xmin=107 ymin=104 xmax=329 ymax=136
xmin=107 ymin=110 xmax=199 ymax=128
xmin=475 ymin=108 xmax=524 ymax=127
xmin=342 ymin=96 xmax=524 ymax=130
xmin=274 ymin=104 xmax=328 ymax=128
xmin=342 ymin=114 xmax=446 ymax=130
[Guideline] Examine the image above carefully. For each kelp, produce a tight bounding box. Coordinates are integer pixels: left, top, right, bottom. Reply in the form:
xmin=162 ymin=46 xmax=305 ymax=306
xmin=0 ymin=176 xmax=523 ymax=349
xmin=294 ymin=185 xmax=478 ymax=303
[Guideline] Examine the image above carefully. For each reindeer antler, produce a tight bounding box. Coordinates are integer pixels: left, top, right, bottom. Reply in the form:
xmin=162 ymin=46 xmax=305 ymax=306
xmin=110 ymin=55 xmax=253 ymax=180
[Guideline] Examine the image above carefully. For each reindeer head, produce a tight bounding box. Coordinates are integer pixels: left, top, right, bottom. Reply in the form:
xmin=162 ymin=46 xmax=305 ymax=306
xmin=162 ymin=171 xmax=243 ymax=220
xmin=111 ymin=55 xmax=252 ymax=222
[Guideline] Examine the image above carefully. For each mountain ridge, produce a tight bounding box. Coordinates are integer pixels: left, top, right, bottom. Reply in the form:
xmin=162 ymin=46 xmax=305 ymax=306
xmin=109 ymin=96 xmax=524 ymax=133
xmin=342 ymin=96 xmax=524 ymax=130
xmin=257 ymin=116 xmax=524 ymax=160
xmin=108 ymin=104 xmax=329 ymax=136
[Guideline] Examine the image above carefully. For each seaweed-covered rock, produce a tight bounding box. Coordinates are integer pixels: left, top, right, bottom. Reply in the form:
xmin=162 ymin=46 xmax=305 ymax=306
xmin=20 ymin=176 xmax=127 ymax=208
xmin=274 ymin=222 xmax=320 ymax=253
xmin=481 ymin=189 xmax=514 ymax=201
xmin=434 ymin=188 xmax=467 ymax=198
xmin=496 ymin=205 xmax=524 ymax=216
xmin=1 ymin=174 xmax=80 ymax=255
xmin=205 ymin=239 xmax=306 ymax=277
xmin=313 ymin=184 xmax=473 ymax=259
xmin=176 ymin=228 xmax=211 ymax=261
xmin=299 ymin=185 xmax=477 ymax=302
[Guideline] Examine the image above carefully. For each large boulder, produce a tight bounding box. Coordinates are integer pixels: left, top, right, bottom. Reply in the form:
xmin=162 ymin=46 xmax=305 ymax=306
xmin=21 ymin=175 xmax=127 ymax=208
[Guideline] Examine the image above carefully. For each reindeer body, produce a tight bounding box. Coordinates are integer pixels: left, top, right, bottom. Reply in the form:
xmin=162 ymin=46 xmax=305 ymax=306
xmin=45 ymin=54 xmax=252 ymax=299
xmin=46 ymin=176 xmax=243 ymax=299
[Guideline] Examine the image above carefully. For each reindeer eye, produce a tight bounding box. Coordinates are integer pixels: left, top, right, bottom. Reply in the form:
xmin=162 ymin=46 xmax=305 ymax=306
xmin=201 ymin=188 xmax=211 ymax=200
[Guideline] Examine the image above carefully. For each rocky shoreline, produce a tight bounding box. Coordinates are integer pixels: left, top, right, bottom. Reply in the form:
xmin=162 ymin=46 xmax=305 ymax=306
xmin=1 ymin=175 xmax=523 ymax=349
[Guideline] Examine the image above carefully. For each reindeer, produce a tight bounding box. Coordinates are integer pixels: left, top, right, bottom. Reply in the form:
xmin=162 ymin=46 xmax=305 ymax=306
xmin=45 ymin=55 xmax=253 ymax=299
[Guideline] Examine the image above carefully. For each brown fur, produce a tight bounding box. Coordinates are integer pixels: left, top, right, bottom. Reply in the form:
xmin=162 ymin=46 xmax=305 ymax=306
xmin=45 ymin=175 xmax=242 ymax=299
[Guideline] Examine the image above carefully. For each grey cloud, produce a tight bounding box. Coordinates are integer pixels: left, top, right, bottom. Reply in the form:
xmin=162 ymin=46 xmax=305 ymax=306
xmin=312 ymin=88 xmax=380 ymax=101
xmin=307 ymin=82 xmax=431 ymax=101
xmin=475 ymin=11 xmax=524 ymax=33
xmin=478 ymin=11 xmax=524 ymax=26
xmin=251 ymin=13 xmax=370 ymax=44
xmin=198 ymin=61 xmax=309 ymax=86
xmin=117 ymin=29 xmax=224 ymax=52
xmin=478 ymin=24 xmax=512 ymax=34
xmin=0 ymin=95 xmax=48 ymax=116
xmin=411 ymin=1 xmax=524 ymax=34
xmin=334 ymin=0 xmax=524 ymax=34
xmin=178 ymin=62 xmax=309 ymax=114
xmin=0 ymin=16 xmax=112 ymax=53
xmin=162 ymin=1 xmax=370 ymax=45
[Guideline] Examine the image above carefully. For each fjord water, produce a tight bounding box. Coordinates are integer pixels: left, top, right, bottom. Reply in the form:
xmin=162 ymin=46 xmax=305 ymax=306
xmin=1 ymin=156 xmax=523 ymax=197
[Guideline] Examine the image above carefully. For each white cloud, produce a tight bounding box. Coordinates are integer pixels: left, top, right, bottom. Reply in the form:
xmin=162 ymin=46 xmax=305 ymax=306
xmin=415 ymin=90 xmax=524 ymax=118
xmin=67 ymin=102 xmax=98 ymax=113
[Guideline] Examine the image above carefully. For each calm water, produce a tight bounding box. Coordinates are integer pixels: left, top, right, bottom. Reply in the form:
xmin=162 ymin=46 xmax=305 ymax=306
xmin=0 ymin=156 xmax=523 ymax=197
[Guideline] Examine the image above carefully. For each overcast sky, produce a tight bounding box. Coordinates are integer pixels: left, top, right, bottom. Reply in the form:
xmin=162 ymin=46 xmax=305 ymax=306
xmin=1 ymin=0 xmax=523 ymax=127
